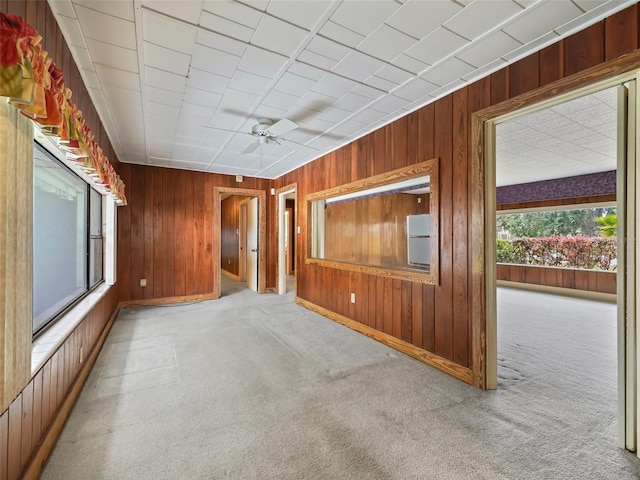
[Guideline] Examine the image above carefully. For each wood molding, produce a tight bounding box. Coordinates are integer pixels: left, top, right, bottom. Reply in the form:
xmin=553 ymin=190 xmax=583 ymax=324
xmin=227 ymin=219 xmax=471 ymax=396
xmin=296 ymin=297 xmax=474 ymax=385
xmin=275 ymin=183 xmax=297 ymax=295
xmin=497 ymin=280 xmax=617 ymax=303
xmin=221 ymin=269 xmax=241 ymax=282
xmin=22 ymin=302 xmax=123 ymax=480
xmin=119 ymin=292 xmax=218 ymax=308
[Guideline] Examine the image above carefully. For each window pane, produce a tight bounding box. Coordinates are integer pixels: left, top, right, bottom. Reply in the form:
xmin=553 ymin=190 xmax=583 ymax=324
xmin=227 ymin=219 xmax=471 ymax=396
xmin=33 ymin=145 xmax=87 ymax=333
xmin=89 ymin=188 xmax=103 ymax=286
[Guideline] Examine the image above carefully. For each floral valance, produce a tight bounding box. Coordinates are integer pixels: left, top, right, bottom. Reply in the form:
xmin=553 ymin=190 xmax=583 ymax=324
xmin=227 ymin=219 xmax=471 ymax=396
xmin=0 ymin=12 xmax=126 ymax=205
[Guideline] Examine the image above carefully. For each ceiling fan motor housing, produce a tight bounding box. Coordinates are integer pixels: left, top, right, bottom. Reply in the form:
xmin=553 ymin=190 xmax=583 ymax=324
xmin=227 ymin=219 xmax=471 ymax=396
xmin=252 ymin=118 xmax=275 ymax=137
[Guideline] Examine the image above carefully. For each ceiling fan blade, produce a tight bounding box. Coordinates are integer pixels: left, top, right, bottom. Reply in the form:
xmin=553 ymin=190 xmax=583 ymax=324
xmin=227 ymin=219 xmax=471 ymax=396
xmin=279 ymin=137 xmax=318 ymax=151
xmin=241 ymin=142 xmax=260 ymax=154
xmin=203 ymin=126 xmax=252 ymax=136
xmin=266 ymin=118 xmax=298 ymax=137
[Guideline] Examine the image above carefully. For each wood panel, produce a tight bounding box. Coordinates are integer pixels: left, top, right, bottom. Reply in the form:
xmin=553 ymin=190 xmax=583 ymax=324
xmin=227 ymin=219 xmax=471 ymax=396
xmin=496 ymin=264 xmax=616 ymax=295
xmin=221 ymin=196 xmax=244 ymax=276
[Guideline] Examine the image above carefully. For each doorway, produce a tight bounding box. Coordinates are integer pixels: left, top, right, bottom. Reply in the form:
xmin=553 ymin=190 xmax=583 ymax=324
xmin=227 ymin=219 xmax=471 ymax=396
xmin=476 ymin=73 xmax=639 ymax=452
xmin=276 ymin=184 xmax=297 ymax=295
xmin=213 ymin=187 xmax=267 ymax=298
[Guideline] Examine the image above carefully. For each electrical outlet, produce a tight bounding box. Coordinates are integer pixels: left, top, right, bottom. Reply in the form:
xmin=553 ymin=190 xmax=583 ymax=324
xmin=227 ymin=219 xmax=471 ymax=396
xmin=297 ymin=226 xmax=301 ymax=234
xmin=140 ymin=278 xmax=147 ymax=287
xmin=417 ymin=197 xmax=422 ymax=203
xmin=350 ymin=293 xmax=356 ymax=304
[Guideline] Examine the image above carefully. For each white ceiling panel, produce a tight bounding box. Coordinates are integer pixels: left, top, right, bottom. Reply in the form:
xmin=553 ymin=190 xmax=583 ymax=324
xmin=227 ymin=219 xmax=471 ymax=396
xmin=332 ymin=51 xmax=386 ymax=82
xmin=456 ymin=31 xmax=522 ymax=68
xmin=74 ymin=4 xmax=136 ymax=49
xmin=386 ymin=0 xmax=462 ymax=39
xmin=357 ymin=24 xmax=416 ymax=62
xmin=444 ymin=0 xmax=523 ymax=40
xmin=199 ymin=10 xmax=254 ymax=42
xmin=95 ymin=64 xmax=140 ymax=91
xmin=330 ymin=0 xmax=399 ymax=37
xmin=405 ymin=27 xmax=469 ymax=66
xmin=251 ymin=16 xmax=309 ymax=57
xmin=186 ymin=68 xmax=230 ymax=93
xmin=237 ymin=46 xmax=289 ymax=77
xmin=191 ymin=44 xmax=241 ymax=77
xmin=502 ymin=1 xmax=583 ymax=44
xmin=54 ymin=0 xmax=634 ymax=178
xmin=266 ymin=1 xmax=335 ymax=30
xmin=144 ymin=43 xmax=191 ymax=76
xmin=86 ymin=38 xmax=138 ymax=72
xmin=146 ymin=66 xmax=187 ymax=93
xmin=318 ymin=20 xmax=365 ymax=47
xmin=142 ymin=10 xmax=198 ymax=54
xmin=74 ymin=0 xmax=134 ymax=21
xmin=141 ymin=0 xmax=203 ymax=24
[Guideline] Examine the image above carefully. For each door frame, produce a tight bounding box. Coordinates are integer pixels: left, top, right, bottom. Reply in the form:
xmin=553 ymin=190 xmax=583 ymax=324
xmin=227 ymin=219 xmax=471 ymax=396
xmin=213 ymin=187 xmax=267 ymax=297
xmin=276 ymin=183 xmax=297 ymax=295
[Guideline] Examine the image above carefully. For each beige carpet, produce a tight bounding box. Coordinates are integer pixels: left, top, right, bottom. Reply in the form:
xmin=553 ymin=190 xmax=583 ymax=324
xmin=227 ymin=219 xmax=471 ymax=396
xmin=41 ymin=281 xmax=640 ymax=479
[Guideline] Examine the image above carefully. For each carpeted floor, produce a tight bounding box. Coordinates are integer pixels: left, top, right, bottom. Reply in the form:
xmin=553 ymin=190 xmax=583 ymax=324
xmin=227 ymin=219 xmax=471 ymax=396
xmin=41 ymin=282 xmax=640 ymax=479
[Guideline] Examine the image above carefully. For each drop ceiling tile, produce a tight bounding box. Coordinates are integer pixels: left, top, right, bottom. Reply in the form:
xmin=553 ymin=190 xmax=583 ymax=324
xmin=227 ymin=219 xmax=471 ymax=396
xmin=199 ymin=10 xmax=254 ymax=42
xmin=142 ymin=0 xmax=203 ymax=24
xmin=74 ymin=0 xmax=134 ymax=21
xmin=350 ymin=107 xmax=385 ymax=126
xmin=86 ymin=38 xmax=138 ymax=72
xmin=146 ymin=86 xmax=183 ymax=107
xmin=253 ymin=104 xmax=289 ymax=122
xmin=391 ymin=54 xmax=429 ymax=75
xmin=388 ymin=0 xmax=463 ymax=39
xmin=405 ymin=27 xmax=469 ymax=66
xmin=461 ymin=58 xmax=507 ymax=83
xmin=284 ymin=105 xmax=321 ymax=124
xmin=555 ymin=7 xmax=610 ymax=36
xmin=334 ymin=92 xmax=373 ymax=112
xmin=229 ymin=71 xmax=272 ymax=95
xmin=186 ymin=68 xmax=229 ymax=93
xmin=73 ymin=47 xmax=94 ymax=71
xmin=273 ymin=72 xmax=317 ymax=97
xmin=318 ymin=20 xmax=365 ymax=48
xmin=55 ymin=14 xmax=87 ymax=48
xmin=194 ymin=148 xmax=220 ymax=163
xmin=297 ymin=50 xmax=339 ymax=71
xmin=573 ymin=0 xmax=610 ymax=11
xmin=147 ymin=66 xmax=186 ymax=93
xmin=317 ymin=106 xmax=352 ymax=123
xmin=80 ymin=69 xmax=100 ymax=89
xmin=502 ymin=31 xmax=559 ymax=62
xmin=374 ymin=65 xmax=414 ymax=86
xmin=143 ymin=10 xmax=198 ymax=54
xmin=421 ymin=57 xmax=475 ymax=87
xmin=201 ymin=129 xmax=233 ymax=147
xmin=75 ymin=4 xmax=136 ymax=49
xmin=251 ymin=15 xmax=309 ymax=57
xmin=312 ymin=74 xmax=358 ymax=98
xmin=306 ymin=37 xmax=351 ymax=62
xmin=267 ymin=1 xmax=333 ymax=30
xmin=148 ymin=100 xmax=180 ymax=118
xmin=303 ymin=117 xmax=339 ymax=136
xmin=203 ymin=0 xmax=262 ymax=28
xmin=332 ymin=119 xmax=368 ymax=136
xmin=196 ymin=30 xmax=247 ymax=57
xmin=444 ymin=0 xmax=523 ymax=40
xmin=95 ymin=64 xmax=140 ymax=91
xmin=171 ymin=144 xmax=197 ymax=161
xmin=220 ymin=88 xmax=260 ymax=110
xmin=237 ymin=46 xmax=289 ymax=78
xmin=183 ymin=88 xmax=222 ymax=108
xmin=332 ymin=51 xmax=386 ymax=82
xmin=357 ymin=24 xmax=416 ymax=62
xmin=363 ymin=75 xmax=397 ymax=92
xmin=262 ymin=90 xmax=301 ymax=110
xmin=296 ymin=90 xmax=337 ymax=112
xmin=330 ymin=0 xmax=399 ymax=37
xmin=393 ymin=78 xmax=439 ymax=102
xmin=191 ymin=44 xmax=241 ymax=77
xmin=371 ymin=94 xmax=409 ymax=114
xmin=429 ymin=78 xmax=467 ymax=99
xmin=456 ymin=31 xmax=522 ymax=68
xmin=149 ymin=142 xmax=173 ymax=157
xmin=144 ymin=43 xmax=188 ymax=77
xmin=351 ymin=83 xmax=386 ymax=100
xmin=49 ymin=1 xmax=77 ymax=18
xmin=502 ymin=1 xmax=583 ymax=43
xmin=288 ymin=62 xmax=326 ymax=81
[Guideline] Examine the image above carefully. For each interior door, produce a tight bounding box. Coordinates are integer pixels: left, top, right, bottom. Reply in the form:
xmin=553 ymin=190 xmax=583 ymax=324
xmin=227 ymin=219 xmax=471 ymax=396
xmin=246 ymin=197 xmax=259 ymax=292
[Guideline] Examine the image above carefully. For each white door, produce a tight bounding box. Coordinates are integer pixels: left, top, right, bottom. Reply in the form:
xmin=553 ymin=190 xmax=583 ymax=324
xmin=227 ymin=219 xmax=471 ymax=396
xmin=246 ymin=197 xmax=259 ymax=292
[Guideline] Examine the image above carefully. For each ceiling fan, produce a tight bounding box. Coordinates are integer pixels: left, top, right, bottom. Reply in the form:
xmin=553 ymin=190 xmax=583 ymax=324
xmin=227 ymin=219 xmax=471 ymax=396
xmin=207 ymin=118 xmax=316 ymax=154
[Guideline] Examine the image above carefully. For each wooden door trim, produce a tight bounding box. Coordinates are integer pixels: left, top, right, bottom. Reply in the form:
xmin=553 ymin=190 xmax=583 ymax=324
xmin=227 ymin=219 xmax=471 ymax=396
xmin=213 ymin=187 xmax=267 ymax=298
xmin=276 ymin=183 xmax=297 ymax=295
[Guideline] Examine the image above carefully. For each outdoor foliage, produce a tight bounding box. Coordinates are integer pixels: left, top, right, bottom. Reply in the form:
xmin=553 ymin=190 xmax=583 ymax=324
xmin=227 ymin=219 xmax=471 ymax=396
xmin=595 ymin=213 xmax=617 ymax=237
xmin=497 ymin=208 xmax=614 ymax=237
xmin=496 ymin=235 xmax=617 ymax=270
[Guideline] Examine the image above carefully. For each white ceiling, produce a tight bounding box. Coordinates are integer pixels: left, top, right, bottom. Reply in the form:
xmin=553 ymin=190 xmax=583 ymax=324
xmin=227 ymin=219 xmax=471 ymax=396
xmin=48 ymin=0 xmax=635 ymax=180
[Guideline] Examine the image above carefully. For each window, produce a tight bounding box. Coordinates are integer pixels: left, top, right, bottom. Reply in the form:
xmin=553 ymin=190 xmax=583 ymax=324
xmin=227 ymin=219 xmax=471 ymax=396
xmin=307 ymin=159 xmax=440 ymax=285
xmin=33 ymin=142 xmax=104 ymax=335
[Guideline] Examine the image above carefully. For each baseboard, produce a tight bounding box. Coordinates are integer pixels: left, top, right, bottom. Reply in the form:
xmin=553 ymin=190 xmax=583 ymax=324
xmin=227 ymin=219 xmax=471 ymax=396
xmin=23 ymin=302 xmax=124 ymax=479
xmin=221 ymin=269 xmax=241 ymax=281
xmin=497 ymin=280 xmax=617 ymax=303
xmin=296 ymin=297 xmax=474 ymax=385
xmin=119 ymin=292 xmax=219 ymax=308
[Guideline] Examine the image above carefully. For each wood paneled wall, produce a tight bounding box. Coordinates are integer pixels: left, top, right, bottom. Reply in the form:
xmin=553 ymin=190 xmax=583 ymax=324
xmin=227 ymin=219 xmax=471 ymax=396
xmin=276 ymin=4 xmax=640 ymax=373
xmin=497 ymin=264 xmax=616 ymax=295
xmin=324 ymin=193 xmax=429 ymax=268
xmin=221 ymin=196 xmax=246 ymax=277
xmin=0 ymin=287 xmax=119 ymax=480
xmin=116 ymin=164 xmax=274 ymax=302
